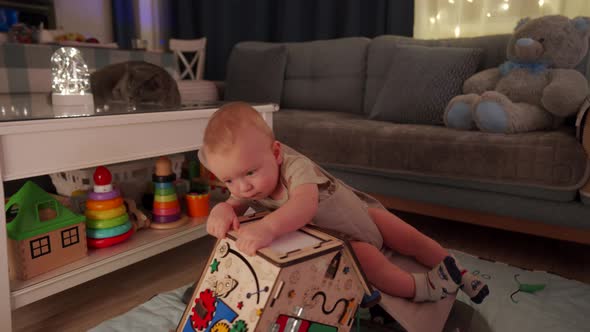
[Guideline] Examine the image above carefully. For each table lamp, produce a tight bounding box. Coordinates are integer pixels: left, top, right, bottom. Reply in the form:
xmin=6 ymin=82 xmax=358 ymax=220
xmin=50 ymin=47 xmax=94 ymax=112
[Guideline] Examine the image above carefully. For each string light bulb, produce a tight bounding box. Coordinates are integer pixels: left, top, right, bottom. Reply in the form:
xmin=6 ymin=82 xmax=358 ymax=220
xmin=50 ymin=47 xmax=94 ymax=108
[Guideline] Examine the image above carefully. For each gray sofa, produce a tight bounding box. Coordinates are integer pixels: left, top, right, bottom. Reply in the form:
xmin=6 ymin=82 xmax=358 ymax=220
xmin=222 ymin=35 xmax=590 ymax=244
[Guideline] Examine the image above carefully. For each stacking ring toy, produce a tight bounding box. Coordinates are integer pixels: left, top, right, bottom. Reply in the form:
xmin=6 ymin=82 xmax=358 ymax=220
xmin=152 ymin=173 xmax=176 ymax=183
xmin=86 ymin=220 xmax=132 ymax=239
xmin=93 ymin=184 xmax=113 ymax=193
xmin=88 ymin=188 xmax=121 ymax=201
xmin=87 ymin=228 xmax=134 ymax=248
xmin=153 ymin=213 xmax=181 ymax=223
xmin=154 ymin=193 xmax=178 ymax=203
xmin=86 ymin=214 xmax=129 ymax=229
xmin=152 ymin=206 xmax=181 ymax=216
xmin=153 ymin=200 xmax=179 ymax=210
xmin=154 ymin=182 xmax=173 ymax=190
xmin=85 ymin=204 xmax=126 ymax=221
xmin=86 ymin=196 xmax=123 ymax=211
xmin=154 ymin=187 xmax=176 ymax=196
xmin=150 ymin=215 xmax=188 ymax=229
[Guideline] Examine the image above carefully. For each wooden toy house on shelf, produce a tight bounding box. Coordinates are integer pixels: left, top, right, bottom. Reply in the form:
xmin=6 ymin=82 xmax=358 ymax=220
xmin=177 ymin=213 xmax=377 ymax=332
xmin=5 ymin=181 xmax=87 ymax=280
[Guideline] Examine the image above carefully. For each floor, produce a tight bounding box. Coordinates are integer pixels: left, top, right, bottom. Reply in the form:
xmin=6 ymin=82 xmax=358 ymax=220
xmin=12 ymin=212 xmax=590 ymax=331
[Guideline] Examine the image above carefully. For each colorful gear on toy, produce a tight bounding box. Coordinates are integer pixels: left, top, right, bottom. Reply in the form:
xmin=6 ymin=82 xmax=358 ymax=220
xmin=230 ymin=320 xmax=248 ymax=332
xmin=190 ymin=289 xmax=216 ymax=330
xmin=211 ymin=322 xmax=230 ymax=332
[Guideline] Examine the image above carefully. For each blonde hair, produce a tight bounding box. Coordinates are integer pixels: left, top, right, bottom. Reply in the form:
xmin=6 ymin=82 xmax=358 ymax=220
xmin=203 ymin=102 xmax=275 ymax=154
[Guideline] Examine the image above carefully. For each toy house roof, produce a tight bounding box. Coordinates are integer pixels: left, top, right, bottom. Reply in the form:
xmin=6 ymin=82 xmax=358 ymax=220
xmin=5 ymin=181 xmax=85 ymax=241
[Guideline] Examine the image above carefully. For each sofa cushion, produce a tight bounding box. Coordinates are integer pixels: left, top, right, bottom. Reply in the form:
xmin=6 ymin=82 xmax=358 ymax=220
xmin=282 ymin=37 xmax=370 ymax=114
xmin=225 ymin=43 xmax=287 ymax=104
xmin=369 ymin=44 xmax=482 ymax=125
xmin=274 ymin=109 xmax=589 ymax=200
xmin=365 ymin=34 xmax=511 ymax=115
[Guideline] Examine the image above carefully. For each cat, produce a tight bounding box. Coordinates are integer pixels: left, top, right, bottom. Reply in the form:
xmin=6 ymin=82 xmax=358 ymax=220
xmin=90 ymin=61 xmax=181 ymax=107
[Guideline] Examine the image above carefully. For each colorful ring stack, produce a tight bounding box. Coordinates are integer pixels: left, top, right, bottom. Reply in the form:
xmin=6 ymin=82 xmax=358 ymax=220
xmin=151 ymin=157 xmax=187 ymax=229
xmin=85 ymin=166 xmax=134 ymax=248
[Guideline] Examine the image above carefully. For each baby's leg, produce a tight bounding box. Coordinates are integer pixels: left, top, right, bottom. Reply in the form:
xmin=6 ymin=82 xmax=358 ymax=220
xmin=350 ymin=241 xmax=415 ymax=298
xmin=351 ymin=241 xmax=460 ymax=302
xmin=368 ymin=207 xmax=489 ymax=303
xmin=368 ymin=207 xmax=447 ymax=267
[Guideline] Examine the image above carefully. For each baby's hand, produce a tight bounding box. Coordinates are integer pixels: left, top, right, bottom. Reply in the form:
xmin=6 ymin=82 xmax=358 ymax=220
xmin=235 ymin=222 xmax=274 ymax=256
xmin=206 ymin=202 xmax=239 ymax=239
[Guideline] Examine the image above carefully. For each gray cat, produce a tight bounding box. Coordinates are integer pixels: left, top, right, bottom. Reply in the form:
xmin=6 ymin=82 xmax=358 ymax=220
xmin=90 ymin=61 xmax=181 ymax=107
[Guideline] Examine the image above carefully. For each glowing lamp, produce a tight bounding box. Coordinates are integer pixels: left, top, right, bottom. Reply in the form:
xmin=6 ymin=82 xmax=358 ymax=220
xmin=50 ymin=47 xmax=94 ymax=108
xmin=93 ymin=166 xmax=112 ymax=186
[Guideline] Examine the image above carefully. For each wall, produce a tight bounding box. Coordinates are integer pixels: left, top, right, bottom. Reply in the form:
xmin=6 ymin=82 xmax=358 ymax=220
xmin=53 ymin=0 xmax=113 ymax=43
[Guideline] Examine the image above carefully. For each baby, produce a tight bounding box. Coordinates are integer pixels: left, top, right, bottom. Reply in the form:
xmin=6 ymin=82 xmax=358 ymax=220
xmin=200 ymin=101 xmax=489 ymax=303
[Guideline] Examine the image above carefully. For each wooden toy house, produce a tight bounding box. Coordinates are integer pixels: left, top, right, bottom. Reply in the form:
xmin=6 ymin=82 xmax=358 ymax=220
xmin=177 ymin=213 xmax=376 ymax=332
xmin=6 ymin=181 xmax=87 ymax=280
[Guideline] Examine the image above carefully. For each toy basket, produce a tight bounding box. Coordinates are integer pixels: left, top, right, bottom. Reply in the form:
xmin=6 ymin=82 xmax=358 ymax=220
xmin=49 ymin=154 xmax=185 ymax=203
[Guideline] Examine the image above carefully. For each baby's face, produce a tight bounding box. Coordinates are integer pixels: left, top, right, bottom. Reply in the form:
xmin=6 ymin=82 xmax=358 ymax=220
xmin=206 ymin=130 xmax=282 ymax=200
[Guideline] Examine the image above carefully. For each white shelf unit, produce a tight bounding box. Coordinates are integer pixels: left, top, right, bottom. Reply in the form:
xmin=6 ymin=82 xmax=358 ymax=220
xmin=0 ymin=103 xmax=277 ymax=331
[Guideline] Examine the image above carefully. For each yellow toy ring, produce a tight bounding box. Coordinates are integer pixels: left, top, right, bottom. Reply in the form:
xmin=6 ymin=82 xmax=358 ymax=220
xmin=86 ymin=197 xmax=123 ymax=211
xmin=85 ymin=204 xmax=127 ymax=221
xmin=154 ymin=193 xmax=178 ymax=203
xmin=86 ymin=213 xmax=129 ymax=229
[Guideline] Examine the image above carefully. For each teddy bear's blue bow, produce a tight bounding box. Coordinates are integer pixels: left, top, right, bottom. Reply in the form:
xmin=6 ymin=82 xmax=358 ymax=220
xmin=499 ymin=60 xmax=549 ymax=76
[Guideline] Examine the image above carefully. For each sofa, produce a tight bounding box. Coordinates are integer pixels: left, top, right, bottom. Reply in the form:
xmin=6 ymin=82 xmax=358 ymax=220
xmin=220 ymin=35 xmax=590 ymax=245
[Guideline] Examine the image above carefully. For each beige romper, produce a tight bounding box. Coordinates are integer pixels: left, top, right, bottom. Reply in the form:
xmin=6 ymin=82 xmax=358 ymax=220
xmin=202 ymin=144 xmax=385 ymax=249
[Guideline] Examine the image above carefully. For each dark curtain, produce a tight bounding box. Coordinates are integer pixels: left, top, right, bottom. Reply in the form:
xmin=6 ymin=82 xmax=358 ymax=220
xmin=170 ymin=0 xmax=413 ymax=80
xmin=111 ymin=0 xmax=135 ymax=50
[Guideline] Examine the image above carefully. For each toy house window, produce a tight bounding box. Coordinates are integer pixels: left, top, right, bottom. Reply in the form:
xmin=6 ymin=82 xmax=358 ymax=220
xmin=37 ymin=201 xmax=58 ymax=221
xmin=61 ymin=227 xmax=80 ymax=248
xmin=30 ymin=236 xmax=51 ymax=259
xmin=5 ymin=204 xmax=19 ymax=223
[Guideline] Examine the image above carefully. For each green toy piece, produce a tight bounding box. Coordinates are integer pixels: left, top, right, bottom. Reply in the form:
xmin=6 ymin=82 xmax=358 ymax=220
xmin=510 ymin=274 xmax=546 ymax=303
xmin=5 ymin=181 xmax=85 ymax=241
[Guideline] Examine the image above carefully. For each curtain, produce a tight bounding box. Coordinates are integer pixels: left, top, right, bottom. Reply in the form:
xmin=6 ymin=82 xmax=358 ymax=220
xmin=414 ymin=0 xmax=590 ymax=39
xmin=168 ymin=0 xmax=414 ymax=80
xmin=111 ymin=0 xmax=135 ymax=50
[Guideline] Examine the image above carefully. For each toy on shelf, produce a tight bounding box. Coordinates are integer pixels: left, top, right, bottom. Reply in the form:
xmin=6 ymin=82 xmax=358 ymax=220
xmin=151 ymin=157 xmax=188 ymax=229
xmin=192 ymin=156 xmax=230 ymax=202
xmin=185 ymin=191 xmax=209 ymax=218
xmin=5 ymin=181 xmax=87 ymax=280
xmin=176 ymin=212 xmax=378 ymax=332
xmin=85 ymin=166 xmax=134 ymax=248
xmin=185 ymin=160 xmax=210 ymax=218
xmin=49 ymin=154 xmax=185 ymax=203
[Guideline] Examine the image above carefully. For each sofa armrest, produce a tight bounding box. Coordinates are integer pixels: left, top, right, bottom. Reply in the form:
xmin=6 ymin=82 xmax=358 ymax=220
xmin=576 ymin=96 xmax=590 ymax=155
xmin=214 ymin=81 xmax=226 ymax=100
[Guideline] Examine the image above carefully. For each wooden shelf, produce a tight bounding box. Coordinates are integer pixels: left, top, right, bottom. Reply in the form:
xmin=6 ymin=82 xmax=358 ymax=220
xmin=0 ymin=101 xmax=277 ymax=330
xmin=10 ymin=217 xmax=208 ymax=309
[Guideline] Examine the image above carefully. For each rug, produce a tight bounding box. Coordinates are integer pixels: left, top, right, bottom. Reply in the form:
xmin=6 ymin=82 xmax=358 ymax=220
xmin=89 ymin=250 xmax=590 ymax=332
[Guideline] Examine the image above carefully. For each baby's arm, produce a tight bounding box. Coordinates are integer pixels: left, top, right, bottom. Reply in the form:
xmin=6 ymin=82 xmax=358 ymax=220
xmin=225 ymin=196 xmax=251 ymax=217
xmin=207 ymin=196 xmax=250 ymax=239
xmin=265 ymin=183 xmax=319 ymax=236
xmin=235 ymin=183 xmax=319 ymax=255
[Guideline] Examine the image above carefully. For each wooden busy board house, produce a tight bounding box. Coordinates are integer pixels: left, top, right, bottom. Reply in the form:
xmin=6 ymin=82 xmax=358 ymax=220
xmin=177 ymin=213 xmax=377 ymax=332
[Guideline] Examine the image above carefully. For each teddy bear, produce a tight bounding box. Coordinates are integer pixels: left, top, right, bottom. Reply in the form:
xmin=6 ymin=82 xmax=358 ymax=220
xmin=444 ymin=15 xmax=590 ymax=134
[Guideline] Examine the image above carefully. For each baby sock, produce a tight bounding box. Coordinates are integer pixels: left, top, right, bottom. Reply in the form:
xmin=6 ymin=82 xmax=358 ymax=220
xmin=454 ymin=259 xmax=490 ymax=304
xmin=412 ymin=256 xmax=462 ymax=302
